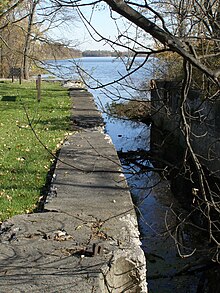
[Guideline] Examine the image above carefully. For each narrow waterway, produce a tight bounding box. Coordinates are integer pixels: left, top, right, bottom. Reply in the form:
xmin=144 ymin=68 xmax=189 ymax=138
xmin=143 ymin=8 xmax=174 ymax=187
xmin=104 ymin=115 xmax=202 ymax=293
xmin=45 ymin=57 xmax=205 ymax=292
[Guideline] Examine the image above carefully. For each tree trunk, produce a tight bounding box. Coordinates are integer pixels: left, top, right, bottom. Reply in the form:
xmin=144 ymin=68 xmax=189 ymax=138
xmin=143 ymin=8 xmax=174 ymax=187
xmin=23 ymin=0 xmax=39 ymax=80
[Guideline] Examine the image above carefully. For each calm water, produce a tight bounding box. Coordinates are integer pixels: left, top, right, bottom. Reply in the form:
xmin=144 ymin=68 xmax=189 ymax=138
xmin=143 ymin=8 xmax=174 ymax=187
xmin=46 ymin=56 xmax=151 ymax=106
xmin=45 ymin=57 xmax=200 ymax=293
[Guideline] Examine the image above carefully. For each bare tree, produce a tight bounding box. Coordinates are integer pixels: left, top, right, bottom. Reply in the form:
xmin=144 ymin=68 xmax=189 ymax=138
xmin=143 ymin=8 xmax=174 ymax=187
xmin=0 ymin=0 xmax=79 ymax=78
xmin=2 ymin=1 xmax=219 ymax=82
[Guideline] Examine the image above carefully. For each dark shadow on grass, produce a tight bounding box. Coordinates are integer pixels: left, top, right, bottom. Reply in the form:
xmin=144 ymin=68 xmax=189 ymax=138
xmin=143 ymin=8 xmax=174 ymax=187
xmin=1 ymin=96 xmax=16 ymax=102
xmin=35 ymin=149 xmax=61 ymax=212
xmin=36 ymin=116 xmax=70 ymax=131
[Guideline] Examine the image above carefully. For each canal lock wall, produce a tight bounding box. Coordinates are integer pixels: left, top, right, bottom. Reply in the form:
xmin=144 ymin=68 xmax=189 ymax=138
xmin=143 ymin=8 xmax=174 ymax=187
xmin=150 ymin=80 xmax=220 ymax=203
xmin=150 ymin=80 xmax=220 ymax=292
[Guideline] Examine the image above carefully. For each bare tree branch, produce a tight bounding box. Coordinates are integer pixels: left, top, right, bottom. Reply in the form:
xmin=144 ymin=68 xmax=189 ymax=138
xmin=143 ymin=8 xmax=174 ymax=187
xmin=103 ymin=0 xmax=220 ymax=85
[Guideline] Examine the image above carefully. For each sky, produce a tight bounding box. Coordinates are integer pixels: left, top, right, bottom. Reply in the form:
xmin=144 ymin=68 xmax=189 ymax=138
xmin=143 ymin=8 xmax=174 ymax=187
xmin=72 ymin=5 xmax=118 ymax=51
xmin=50 ymin=3 xmax=145 ymax=52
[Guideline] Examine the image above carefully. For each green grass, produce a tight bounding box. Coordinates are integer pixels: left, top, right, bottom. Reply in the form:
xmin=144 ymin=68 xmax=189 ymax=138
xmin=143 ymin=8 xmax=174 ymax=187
xmin=0 ymin=80 xmax=71 ymax=221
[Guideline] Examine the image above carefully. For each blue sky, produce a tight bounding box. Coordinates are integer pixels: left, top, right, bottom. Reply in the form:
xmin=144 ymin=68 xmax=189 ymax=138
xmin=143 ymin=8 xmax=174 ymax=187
xmin=50 ymin=3 xmax=141 ymax=51
xmin=75 ymin=5 xmax=118 ymax=50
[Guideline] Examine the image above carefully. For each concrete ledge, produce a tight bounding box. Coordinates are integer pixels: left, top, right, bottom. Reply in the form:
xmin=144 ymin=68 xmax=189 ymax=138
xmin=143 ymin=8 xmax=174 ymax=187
xmin=0 ymin=87 xmax=147 ymax=292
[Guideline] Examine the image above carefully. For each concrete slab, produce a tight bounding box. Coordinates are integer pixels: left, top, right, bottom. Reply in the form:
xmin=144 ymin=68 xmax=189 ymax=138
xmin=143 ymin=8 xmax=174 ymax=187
xmin=0 ymin=87 xmax=147 ymax=292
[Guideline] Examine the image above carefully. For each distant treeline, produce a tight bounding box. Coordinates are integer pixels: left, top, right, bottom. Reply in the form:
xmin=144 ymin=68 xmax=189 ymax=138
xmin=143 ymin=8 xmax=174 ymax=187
xmin=82 ymin=50 xmax=131 ymax=57
xmin=42 ymin=45 xmax=142 ymax=60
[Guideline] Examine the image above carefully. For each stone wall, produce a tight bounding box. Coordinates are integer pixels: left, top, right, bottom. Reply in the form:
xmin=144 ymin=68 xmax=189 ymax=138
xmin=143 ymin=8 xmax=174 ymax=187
xmin=150 ymin=80 xmax=220 ymax=179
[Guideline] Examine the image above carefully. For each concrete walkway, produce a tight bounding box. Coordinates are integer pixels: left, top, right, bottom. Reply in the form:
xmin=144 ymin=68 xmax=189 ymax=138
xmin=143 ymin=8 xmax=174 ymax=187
xmin=0 ymin=84 xmax=147 ymax=292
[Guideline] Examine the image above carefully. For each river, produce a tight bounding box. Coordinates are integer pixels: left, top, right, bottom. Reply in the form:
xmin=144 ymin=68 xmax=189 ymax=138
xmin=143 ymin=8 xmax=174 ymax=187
xmin=45 ymin=57 xmax=202 ymax=292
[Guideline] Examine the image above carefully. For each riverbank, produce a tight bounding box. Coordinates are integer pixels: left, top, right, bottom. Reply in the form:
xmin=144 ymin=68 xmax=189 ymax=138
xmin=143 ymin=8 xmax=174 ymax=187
xmin=107 ymin=100 xmax=151 ymax=124
xmin=0 ymin=83 xmax=147 ymax=292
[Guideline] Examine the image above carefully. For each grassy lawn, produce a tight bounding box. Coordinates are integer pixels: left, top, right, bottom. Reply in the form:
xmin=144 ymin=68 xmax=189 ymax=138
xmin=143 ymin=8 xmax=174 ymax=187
xmin=0 ymin=80 xmax=71 ymax=221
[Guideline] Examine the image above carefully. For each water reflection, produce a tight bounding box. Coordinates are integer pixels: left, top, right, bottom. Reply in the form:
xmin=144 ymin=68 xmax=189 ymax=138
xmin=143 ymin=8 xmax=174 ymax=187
xmin=104 ymin=114 xmax=150 ymax=152
xmin=45 ymin=57 xmax=202 ymax=292
xmin=105 ymin=113 xmax=201 ymax=293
